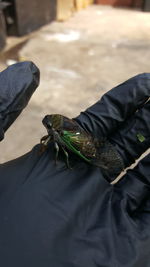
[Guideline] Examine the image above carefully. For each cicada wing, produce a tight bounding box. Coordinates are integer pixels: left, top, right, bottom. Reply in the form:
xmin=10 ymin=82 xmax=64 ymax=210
xmin=64 ymin=131 xmax=97 ymax=159
xmin=62 ymin=117 xmax=81 ymax=133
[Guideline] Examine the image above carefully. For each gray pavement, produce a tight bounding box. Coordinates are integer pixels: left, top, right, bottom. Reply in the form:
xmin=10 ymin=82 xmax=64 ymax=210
xmin=0 ymin=5 xmax=150 ymax=162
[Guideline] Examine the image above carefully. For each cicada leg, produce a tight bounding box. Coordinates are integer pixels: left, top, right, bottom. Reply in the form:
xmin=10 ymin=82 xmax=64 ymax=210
xmin=53 ymin=131 xmax=72 ymax=169
xmin=61 ymin=146 xmax=72 ymax=169
xmin=40 ymin=135 xmax=51 ymax=154
xmin=54 ymin=141 xmax=59 ymax=165
xmin=41 ymin=135 xmax=51 ymax=145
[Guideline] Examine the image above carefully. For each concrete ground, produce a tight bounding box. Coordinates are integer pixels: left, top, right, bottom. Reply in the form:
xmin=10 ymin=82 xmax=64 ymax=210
xmin=0 ymin=5 xmax=150 ymax=163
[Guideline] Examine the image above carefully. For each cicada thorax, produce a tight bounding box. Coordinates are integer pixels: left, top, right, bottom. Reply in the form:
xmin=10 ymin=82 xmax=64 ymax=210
xmin=49 ymin=114 xmax=78 ymax=133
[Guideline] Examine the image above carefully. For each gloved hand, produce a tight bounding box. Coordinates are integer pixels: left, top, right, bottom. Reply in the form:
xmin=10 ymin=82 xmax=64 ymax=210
xmin=0 ymin=61 xmax=40 ymax=141
xmin=0 ymin=63 xmax=149 ymax=267
xmin=42 ymin=73 xmax=150 ymax=182
xmin=74 ymin=73 xmax=150 ymax=182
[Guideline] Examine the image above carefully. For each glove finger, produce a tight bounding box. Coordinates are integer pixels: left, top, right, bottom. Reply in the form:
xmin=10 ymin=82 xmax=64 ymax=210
xmin=114 ymin=153 xmax=150 ymax=212
xmin=110 ymin=100 xmax=150 ymax=169
xmin=0 ymin=61 xmax=40 ymax=141
xmin=75 ymin=73 xmax=150 ymax=139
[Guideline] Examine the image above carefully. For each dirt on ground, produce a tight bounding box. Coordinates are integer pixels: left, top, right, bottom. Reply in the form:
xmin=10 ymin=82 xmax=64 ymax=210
xmin=0 ymin=5 xmax=150 ymax=163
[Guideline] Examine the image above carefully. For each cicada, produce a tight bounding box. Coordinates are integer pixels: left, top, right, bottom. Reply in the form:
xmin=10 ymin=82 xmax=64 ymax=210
xmin=40 ymin=114 xmax=101 ymax=169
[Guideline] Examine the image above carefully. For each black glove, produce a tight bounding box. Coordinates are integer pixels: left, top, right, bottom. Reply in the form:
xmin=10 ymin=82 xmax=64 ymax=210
xmin=0 ymin=61 xmax=40 ymax=141
xmin=75 ymin=73 xmax=150 ymax=181
xmin=0 ymin=68 xmax=149 ymax=267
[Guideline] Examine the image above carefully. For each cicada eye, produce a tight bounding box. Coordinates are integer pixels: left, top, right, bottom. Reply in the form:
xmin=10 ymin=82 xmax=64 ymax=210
xmin=47 ymin=121 xmax=52 ymax=130
xmin=42 ymin=115 xmax=52 ymax=130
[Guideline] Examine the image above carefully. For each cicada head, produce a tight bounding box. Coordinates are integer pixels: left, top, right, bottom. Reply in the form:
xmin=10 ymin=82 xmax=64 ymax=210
xmin=42 ymin=115 xmax=53 ymax=132
xmin=42 ymin=114 xmax=65 ymax=134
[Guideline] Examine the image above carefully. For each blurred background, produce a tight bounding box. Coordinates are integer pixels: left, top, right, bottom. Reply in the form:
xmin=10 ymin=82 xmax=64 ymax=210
xmin=0 ymin=0 xmax=150 ymax=162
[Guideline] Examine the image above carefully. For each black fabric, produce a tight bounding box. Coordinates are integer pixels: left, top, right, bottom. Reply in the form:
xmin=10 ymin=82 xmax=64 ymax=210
xmin=110 ymin=101 xmax=150 ymax=168
xmin=0 ymin=146 xmax=149 ymax=267
xmin=0 ymin=61 xmax=40 ymax=140
xmin=0 ymin=67 xmax=150 ymax=267
xmin=75 ymin=73 xmax=150 ymax=138
xmin=75 ymin=73 xmax=150 ymax=181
